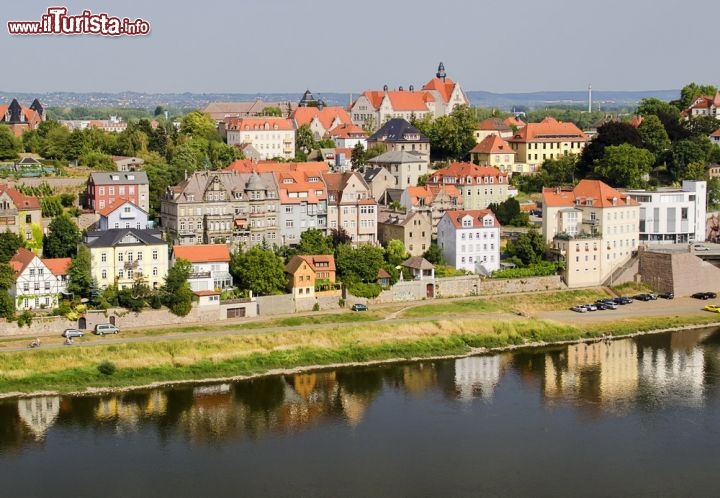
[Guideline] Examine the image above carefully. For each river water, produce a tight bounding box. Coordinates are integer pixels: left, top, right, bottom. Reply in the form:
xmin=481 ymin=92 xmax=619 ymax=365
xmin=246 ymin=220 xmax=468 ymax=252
xmin=1 ymin=327 xmax=719 ymax=498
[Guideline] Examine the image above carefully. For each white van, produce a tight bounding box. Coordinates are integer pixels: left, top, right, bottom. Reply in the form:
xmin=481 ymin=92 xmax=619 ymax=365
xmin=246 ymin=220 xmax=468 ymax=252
xmin=94 ymin=323 xmax=119 ymax=335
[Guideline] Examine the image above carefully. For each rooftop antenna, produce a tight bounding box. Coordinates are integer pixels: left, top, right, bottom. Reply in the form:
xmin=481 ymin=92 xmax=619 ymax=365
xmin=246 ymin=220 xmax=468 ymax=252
xmin=588 ymin=84 xmax=592 ymax=113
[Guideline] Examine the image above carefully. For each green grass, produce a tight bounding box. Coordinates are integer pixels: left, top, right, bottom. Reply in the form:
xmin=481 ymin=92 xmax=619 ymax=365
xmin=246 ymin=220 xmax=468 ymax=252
xmin=610 ymin=282 xmax=654 ymax=295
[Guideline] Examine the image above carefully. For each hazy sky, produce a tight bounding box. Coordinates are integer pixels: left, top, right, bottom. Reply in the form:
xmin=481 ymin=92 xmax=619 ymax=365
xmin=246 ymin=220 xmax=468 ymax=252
xmin=3 ymin=0 xmax=717 ymax=95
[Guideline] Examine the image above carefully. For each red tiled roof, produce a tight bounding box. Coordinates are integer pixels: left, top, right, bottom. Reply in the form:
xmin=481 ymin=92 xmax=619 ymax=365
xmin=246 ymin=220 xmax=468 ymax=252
xmin=300 ymin=255 xmax=336 ymax=272
xmin=470 ymin=135 xmax=516 ymax=154
xmin=276 ymin=170 xmax=327 ymax=204
xmin=421 ymin=77 xmax=457 ymax=104
xmin=9 ymin=247 xmax=37 ymax=275
xmin=428 ymin=162 xmax=509 ymax=184
xmin=404 ymin=184 xmax=462 ymax=207
xmin=173 ymin=244 xmax=231 ymax=263
xmin=476 ymin=117 xmax=511 ymax=132
xmin=42 ymin=257 xmax=71 ymax=276
xmin=98 ymin=198 xmax=135 ymax=217
xmin=361 ymin=90 xmax=434 ymax=111
xmin=542 ymin=180 xmax=640 ymax=208
xmin=292 ymin=106 xmax=353 ymax=131
xmin=504 ymin=116 xmax=526 ymax=127
xmin=193 ymin=290 xmax=221 ymax=296
xmin=0 ymin=184 xmax=41 ymax=210
xmin=711 ymin=128 xmax=720 ymax=138
xmin=443 ymin=209 xmax=501 ymax=229
xmin=328 ymin=123 xmax=367 ymax=138
xmin=628 ymin=115 xmax=644 ymax=128
xmin=508 ymin=117 xmax=588 ymax=143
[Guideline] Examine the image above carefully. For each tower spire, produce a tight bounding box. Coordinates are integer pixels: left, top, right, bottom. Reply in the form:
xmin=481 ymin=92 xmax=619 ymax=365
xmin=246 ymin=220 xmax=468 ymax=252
xmin=436 ymin=62 xmax=446 ymax=82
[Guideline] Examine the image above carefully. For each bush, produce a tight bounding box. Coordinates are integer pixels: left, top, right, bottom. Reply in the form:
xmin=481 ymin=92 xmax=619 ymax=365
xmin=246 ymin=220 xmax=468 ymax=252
xmin=347 ymin=282 xmax=382 ymax=299
xmin=338 ymin=298 xmax=346 ymax=308
xmin=492 ymin=261 xmax=560 ymax=279
xmin=16 ymin=310 xmax=33 ymax=328
xmin=312 ymin=302 xmax=320 ymax=312
xmin=59 ymin=192 xmax=76 ymax=207
xmin=97 ymin=361 xmax=117 ymax=376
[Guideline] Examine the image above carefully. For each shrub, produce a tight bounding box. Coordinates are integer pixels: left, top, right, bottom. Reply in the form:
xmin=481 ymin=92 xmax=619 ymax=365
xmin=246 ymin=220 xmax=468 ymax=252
xmin=492 ymin=261 xmax=560 ymax=279
xmin=338 ymin=298 xmax=346 ymax=308
xmin=16 ymin=310 xmax=33 ymax=328
xmin=347 ymin=282 xmax=382 ymax=299
xmin=97 ymin=361 xmax=117 ymax=376
xmin=312 ymin=302 xmax=320 ymax=312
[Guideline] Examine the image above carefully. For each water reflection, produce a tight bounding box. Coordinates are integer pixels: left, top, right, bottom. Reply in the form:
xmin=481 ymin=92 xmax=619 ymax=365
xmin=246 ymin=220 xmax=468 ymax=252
xmin=1 ymin=326 xmax=719 ymax=455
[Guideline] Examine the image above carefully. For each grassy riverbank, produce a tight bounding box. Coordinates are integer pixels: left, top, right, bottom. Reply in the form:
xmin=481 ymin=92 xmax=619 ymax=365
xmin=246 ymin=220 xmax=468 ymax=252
xmin=2 ymin=304 xmax=719 ymax=396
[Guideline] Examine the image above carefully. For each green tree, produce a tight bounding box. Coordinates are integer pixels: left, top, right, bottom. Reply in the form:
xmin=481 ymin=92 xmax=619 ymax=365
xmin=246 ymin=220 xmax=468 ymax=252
xmin=677 ymin=82 xmax=718 ymax=110
xmin=708 ymin=177 xmax=720 ymax=209
xmin=637 ymin=114 xmax=671 ymax=161
xmin=63 ymin=129 xmax=88 ymax=161
xmin=384 ymin=239 xmax=409 ymax=267
xmin=180 ymin=111 xmax=218 ymax=140
xmin=636 ymin=97 xmax=686 ymax=141
xmin=153 ymin=106 xmax=165 ymax=117
xmin=40 ymin=124 xmax=70 ymax=160
xmin=335 ymin=244 xmax=385 ymax=282
xmin=683 ymin=116 xmax=720 ymax=138
xmin=488 ymin=197 xmax=527 ymax=226
xmin=670 ymin=138 xmax=713 ymax=181
xmin=297 ymin=228 xmax=333 ymax=255
xmin=0 ymin=126 xmax=22 ymax=160
xmin=593 ymin=144 xmax=654 ymax=188
xmin=365 ymin=143 xmax=387 ymax=161
xmin=578 ymin=121 xmax=642 ymax=177
xmin=683 ymin=161 xmax=708 ymax=181
xmin=351 ymin=142 xmax=367 ymax=170
xmin=505 ymin=229 xmax=546 ymax=266
xmin=231 ymin=247 xmax=287 ymax=296
xmin=0 ymin=263 xmax=16 ymax=319
xmin=67 ymin=244 xmax=92 ymax=299
xmin=163 ymin=258 xmax=193 ymax=316
xmin=426 ymin=105 xmax=477 ymax=160
xmin=40 ymin=196 xmax=64 ymax=217
xmin=422 ymin=243 xmax=445 ymax=265
xmin=43 ymin=214 xmax=81 ymax=258
xmin=295 ymin=123 xmax=315 ymax=155
xmin=540 ymin=155 xmax=577 ymax=186
xmin=0 ymin=231 xmax=24 ymax=264
xmin=21 ymin=129 xmax=42 ymax=154
xmin=330 ymin=227 xmax=352 ymax=248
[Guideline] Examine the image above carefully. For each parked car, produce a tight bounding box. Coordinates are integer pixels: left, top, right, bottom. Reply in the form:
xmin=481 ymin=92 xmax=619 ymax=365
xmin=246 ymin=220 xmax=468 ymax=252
xmin=693 ymin=244 xmax=710 ymax=251
xmin=62 ymin=329 xmax=84 ymax=338
xmin=703 ymin=304 xmax=720 ymax=313
xmin=570 ymin=305 xmax=587 ymax=313
xmin=692 ymin=292 xmax=717 ymax=300
xmin=351 ymin=303 xmax=368 ymax=312
xmin=613 ymin=296 xmax=633 ymax=305
xmin=583 ymin=303 xmax=598 ymax=311
xmin=94 ymin=323 xmax=119 ymax=335
xmin=658 ymin=292 xmax=674 ymax=299
xmin=633 ymin=294 xmax=654 ymax=302
xmin=595 ymin=300 xmax=617 ymax=310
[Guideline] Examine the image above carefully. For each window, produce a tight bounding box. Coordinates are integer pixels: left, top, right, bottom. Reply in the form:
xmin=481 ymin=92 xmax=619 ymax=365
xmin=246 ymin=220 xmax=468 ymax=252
xmin=23 ymin=283 xmax=29 ymax=292
xmin=152 ymin=250 xmax=158 ymax=260
xmin=29 ymin=269 xmax=35 ymax=277
xmin=45 ymin=282 xmax=51 ymax=291
xmin=102 ymin=270 xmax=107 ymax=279
xmin=34 ymin=282 xmax=40 ymax=291
xmin=118 ymin=269 xmax=124 ymax=278
xmin=101 ymin=252 xmax=107 ymax=263
xmin=118 ymin=253 xmax=124 ymax=262
xmin=153 ymin=267 xmax=158 ymax=276
xmin=137 ymin=252 xmax=143 ymax=261
xmin=25 ymin=214 xmax=32 ymax=223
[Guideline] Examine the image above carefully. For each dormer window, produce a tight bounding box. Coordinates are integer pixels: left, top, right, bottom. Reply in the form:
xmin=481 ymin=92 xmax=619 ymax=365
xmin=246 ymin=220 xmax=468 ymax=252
xmin=586 ymin=199 xmax=593 ymax=206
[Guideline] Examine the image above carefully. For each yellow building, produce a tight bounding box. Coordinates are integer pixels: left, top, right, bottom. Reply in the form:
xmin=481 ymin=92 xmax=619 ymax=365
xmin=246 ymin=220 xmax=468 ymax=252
xmin=84 ymin=228 xmax=169 ymax=290
xmin=508 ymin=117 xmax=588 ymax=173
xmin=469 ymin=135 xmax=517 ymax=174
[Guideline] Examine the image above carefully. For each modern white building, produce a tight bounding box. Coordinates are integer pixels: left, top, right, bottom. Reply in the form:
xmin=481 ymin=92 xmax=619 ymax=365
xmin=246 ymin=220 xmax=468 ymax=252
xmin=222 ymin=117 xmax=295 ymax=160
xmin=171 ymin=244 xmax=233 ymax=292
xmin=626 ymin=181 xmax=707 ymax=244
xmin=98 ymin=199 xmax=149 ymax=231
xmin=437 ymin=209 xmax=501 ymax=274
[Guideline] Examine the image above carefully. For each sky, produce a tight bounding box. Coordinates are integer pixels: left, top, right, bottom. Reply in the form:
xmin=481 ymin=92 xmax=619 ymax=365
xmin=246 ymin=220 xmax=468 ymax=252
xmin=3 ymin=0 xmax=717 ymax=95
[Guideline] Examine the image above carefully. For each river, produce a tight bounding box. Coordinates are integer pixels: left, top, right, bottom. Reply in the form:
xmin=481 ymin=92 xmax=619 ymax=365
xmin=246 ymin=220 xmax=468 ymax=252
xmin=1 ymin=327 xmax=719 ymax=497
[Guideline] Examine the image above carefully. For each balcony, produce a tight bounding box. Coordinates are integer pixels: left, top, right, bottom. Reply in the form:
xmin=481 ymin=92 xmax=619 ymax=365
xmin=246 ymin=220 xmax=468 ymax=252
xmin=124 ymin=260 xmax=139 ymax=270
xmin=188 ymin=271 xmax=211 ymax=280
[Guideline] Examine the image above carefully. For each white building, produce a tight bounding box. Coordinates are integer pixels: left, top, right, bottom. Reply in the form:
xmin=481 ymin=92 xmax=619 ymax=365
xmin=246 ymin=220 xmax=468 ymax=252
xmin=223 ymin=117 xmax=295 ymax=160
xmin=626 ymin=181 xmax=707 ymax=244
xmin=98 ymin=199 xmax=149 ymax=231
xmin=437 ymin=209 xmax=501 ymax=274
xmin=172 ymin=244 xmax=233 ymax=291
xmin=9 ymin=248 xmax=70 ymax=310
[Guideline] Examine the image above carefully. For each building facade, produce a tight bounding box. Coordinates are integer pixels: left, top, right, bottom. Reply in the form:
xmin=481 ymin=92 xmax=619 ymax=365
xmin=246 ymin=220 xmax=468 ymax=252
xmin=367 ymin=150 xmax=429 ymax=190
xmin=98 ymin=199 xmax=149 ymax=231
xmin=9 ymin=248 xmax=69 ymax=310
xmin=276 ymin=170 xmax=328 ymax=246
xmin=291 ymin=106 xmax=353 ymax=140
xmin=171 ymin=244 xmax=233 ymax=292
xmin=366 ymin=119 xmax=430 ymax=158
xmin=377 ymin=209 xmax=432 ymax=257
xmin=84 ymin=229 xmax=169 ymax=290
xmin=508 ymin=117 xmax=589 ymax=173
xmin=324 ymin=171 xmax=378 ymax=244
xmin=223 ymin=117 xmax=295 ymax=160
xmin=626 ymin=181 xmax=707 ymax=244
xmin=0 ymin=185 xmax=42 ymax=242
xmin=400 ymin=184 xmax=463 ymax=231
xmin=437 ymin=210 xmax=501 ymax=274
xmin=543 ymin=180 xmax=640 ymax=288
xmin=0 ymin=98 xmax=44 ymax=136
xmin=161 ymin=170 xmax=280 ymax=248
xmin=86 ymin=172 xmax=150 ymax=214
xmin=426 ymin=162 xmax=510 ymax=210
xmin=469 ymin=135 xmax=517 ymax=174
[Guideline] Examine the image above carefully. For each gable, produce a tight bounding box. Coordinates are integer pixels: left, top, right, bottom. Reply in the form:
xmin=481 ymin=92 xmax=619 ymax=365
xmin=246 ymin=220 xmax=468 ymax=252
xmin=119 ymin=233 xmax=143 ymax=245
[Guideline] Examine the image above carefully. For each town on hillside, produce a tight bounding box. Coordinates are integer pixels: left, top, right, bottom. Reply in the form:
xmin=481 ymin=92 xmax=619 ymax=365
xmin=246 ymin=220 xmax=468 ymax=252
xmin=1 ymin=66 xmax=720 ymax=330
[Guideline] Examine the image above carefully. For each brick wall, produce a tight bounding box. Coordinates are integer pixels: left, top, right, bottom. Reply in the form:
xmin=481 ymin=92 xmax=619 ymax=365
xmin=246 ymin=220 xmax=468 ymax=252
xmin=640 ymin=250 xmax=720 ymax=296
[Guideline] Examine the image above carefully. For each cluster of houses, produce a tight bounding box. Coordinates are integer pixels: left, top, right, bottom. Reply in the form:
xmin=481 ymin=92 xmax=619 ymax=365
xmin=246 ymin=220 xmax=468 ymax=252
xmin=3 ymin=71 xmax=720 ymax=313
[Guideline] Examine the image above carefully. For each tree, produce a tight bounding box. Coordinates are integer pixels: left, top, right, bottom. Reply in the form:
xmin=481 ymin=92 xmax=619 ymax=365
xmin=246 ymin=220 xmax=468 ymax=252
xmin=637 ymin=114 xmax=671 ymax=161
xmin=0 ymin=231 xmax=24 ymax=264
xmin=384 ymin=239 xmax=409 ymax=267
xmin=163 ymin=258 xmax=193 ymax=316
xmin=422 ymin=243 xmax=445 ymax=265
xmin=297 ymin=229 xmax=333 ymax=255
xmin=0 ymin=126 xmax=22 ymax=160
xmin=335 ymin=244 xmax=385 ymax=283
xmin=295 ymin=124 xmax=315 ymax=155
xmin=40 ymin=124 xmax=70 ymax=160
xmin=63 ymin=129 xmax=88 ymax=161
xmin=670 ymin=138 xmax=713 ymax=181
xmin=330 ymin=227 xmax=352 ymax=248
xmin=636 ymin=98 xmax=686 ymax=141
xmin=153 ymin=105 xmax=165 ymax=117
xmin=677 ymin=82 xmax=718 ymax=110
xmin=683 ymin=161 xmax=707 ymax=181
xmin=683 ymin=116 xmax=720 ymax=138
xmin=180 ymin=111 xmax=218 ymax=140
xmin=40 ymin=196 xmax=64 ymax=217
xmin=43 ymin=214 xmax=81 ymax=258
xmin=708 ymin=177 xmax=720 ymax=209
xmin=0 ymin=263 xmax=15 ymax=319
xmin=505 ymin=229 xmax=546 ymax=266
xmin=67 ymin=244 xmax=92 ymax=299
xmin=488 ymin=197 xmax=527 ymax=226
xmin=231 ymin=247 xmax=287 ymax=296
xmin=426 ymin=105 xmax=477 ymax=160
xmin=593 ymin=144 xmax=654 ymax=188
xmin=578 ymin=121 xmax=642 ymax=177
xmin=350 ymin=142 xmax=367 ymax=170
xmin=540 ymin=155 xmax=578 ymax=186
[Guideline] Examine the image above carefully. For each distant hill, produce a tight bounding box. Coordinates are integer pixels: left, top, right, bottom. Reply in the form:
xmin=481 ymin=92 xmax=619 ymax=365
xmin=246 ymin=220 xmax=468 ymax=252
xmin=0 ymin=89 xmax=680 ymax=111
